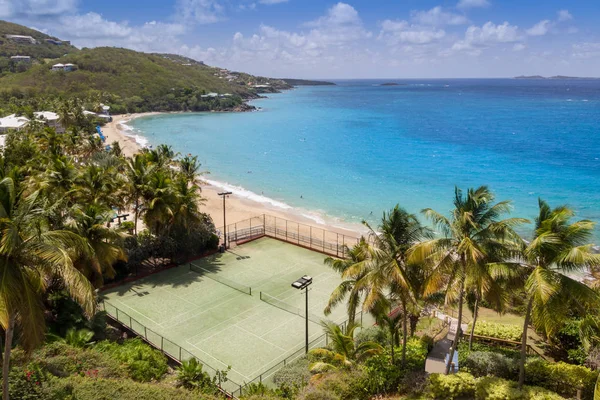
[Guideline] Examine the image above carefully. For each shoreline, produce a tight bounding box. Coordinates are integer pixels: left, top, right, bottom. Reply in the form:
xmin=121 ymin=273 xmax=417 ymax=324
xmin=103 ymin=113 xmax=366 ymax=239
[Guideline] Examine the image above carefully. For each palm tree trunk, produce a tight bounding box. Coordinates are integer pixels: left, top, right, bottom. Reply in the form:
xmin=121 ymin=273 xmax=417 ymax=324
xmin=401 ymin=300 xmax=408 ymax=366
xmin=518 ymin=296 xmax=534 ymax=388
xmin=445 ymin=274 xmax=465 ymax=374
xmin=409 ymin=314 xmax=419 ymax=337
xmin=133 ymin=198 xmax=139 ymax=235
xmin=468 ymin=294 xmax=479 ymax=351
xmin=3 ymin=313 xmax=15 ymax=400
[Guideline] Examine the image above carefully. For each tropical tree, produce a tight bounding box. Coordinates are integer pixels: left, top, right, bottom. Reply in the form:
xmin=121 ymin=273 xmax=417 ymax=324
xmin=68 ymin=202 xmax=127 ymax=286
xmin=0 ymin=177 xmax=95 ymax=400
xmin=410 ymin=186 xmax=525 ymax=374
xmin=125 ymin=154 xmax=155 ymax=235
xmin=143 ymin=169 xmax=176 ymax=235
xmin=359 ymin=205 xmax=431 ymax=366
xmin=324 ymin=238 xmax=373 ymax=326
xmin=178 ymin=154 xmax=206 ymax=186
xmin=510 ymin=200 xmax=600 ymax=387
xmin=309 ymin=321 xmax=382 ymax=372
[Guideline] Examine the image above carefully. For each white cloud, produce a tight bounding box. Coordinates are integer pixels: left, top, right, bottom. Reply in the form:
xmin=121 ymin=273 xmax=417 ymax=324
xmin=526 ymin=20 xmax=551 ymax=36
xmin=572 ymin=42 xmax=600 ymax=59
xmin=451 ymin=21 xmax=520 ymax=53
xmin=411 ymin=7 xmax=468 ymax=26
xmin=175 ymin=0 xmax=224 ymax=24
xmin=457 ymin=0 xmax=490 ymax=10
xmin=557 ymin=10 xmax=573 ymax=22
xmin=379 ymin=20 xmax=446 ymax=45
xmin=513 ymin=43 xmax=526 ymax=51
xmin=0 ymin=0 xmax=77 ymax=18
xmin=259 ymin=0 xmax=287 ymax=3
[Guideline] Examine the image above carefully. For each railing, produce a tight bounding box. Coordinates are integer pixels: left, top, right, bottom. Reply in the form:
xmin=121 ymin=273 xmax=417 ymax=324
xmin=220 ymin=214 xmax=360 ymax=258
xmin=101 ymin=301 xmax=243 ymax=397
xmin=231 ymin=311 xmax=366 ymax=397
xmin=465 ymin=333 xmax=551 ymax=361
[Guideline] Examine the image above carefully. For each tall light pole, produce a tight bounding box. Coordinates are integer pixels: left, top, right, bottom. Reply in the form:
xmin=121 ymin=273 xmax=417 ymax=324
xmin=218 ymin=191 xmax=232 ymax=249
xmin=292 ymin=275 xmax=313 ymax=354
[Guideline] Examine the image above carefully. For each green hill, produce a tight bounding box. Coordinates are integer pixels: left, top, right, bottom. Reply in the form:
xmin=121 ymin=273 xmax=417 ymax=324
xmin=0 ymin=20 xmax=78 ymax=61
xmin=0 ymin=20 xmax=294 ymax=114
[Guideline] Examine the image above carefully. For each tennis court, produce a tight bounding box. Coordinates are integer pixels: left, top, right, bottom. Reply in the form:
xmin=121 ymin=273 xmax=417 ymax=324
xmin=101 ymin=236 xmax=356 ymax=389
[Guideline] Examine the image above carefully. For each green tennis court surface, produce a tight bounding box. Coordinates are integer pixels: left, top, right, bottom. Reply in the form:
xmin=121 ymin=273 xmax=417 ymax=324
xmin=101 ymin=237 xmax=352 ymax=386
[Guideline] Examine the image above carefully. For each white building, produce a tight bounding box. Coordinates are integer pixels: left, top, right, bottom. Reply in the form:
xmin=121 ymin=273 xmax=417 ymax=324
xmin=0 ymin=114 xmax=30 ymax=133
xmin=10 ymin=55 xmax=31 ymax=63
xmin=51 ymin=63 xmax=65 ymax=71
xmin=201 ymin=92 xmax=219 ymax=98
xmin=34 ymin=111 xmax=64 ymax=133
xmin=5 ymin=35 xmax=36 ymax=44
xmin=64 ymin=63 xmax=75 ymax=71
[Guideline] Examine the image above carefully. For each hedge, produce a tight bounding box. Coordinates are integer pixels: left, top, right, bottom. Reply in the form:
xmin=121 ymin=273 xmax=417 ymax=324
xmin=468 ymin=321 xmax=523 ymax=341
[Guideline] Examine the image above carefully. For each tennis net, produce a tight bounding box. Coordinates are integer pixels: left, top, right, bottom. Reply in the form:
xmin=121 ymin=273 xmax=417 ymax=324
xmin=259 ymin=292 xmax=322 ymax=325
xmin=189 ymin=263 xmax=252 ymax=295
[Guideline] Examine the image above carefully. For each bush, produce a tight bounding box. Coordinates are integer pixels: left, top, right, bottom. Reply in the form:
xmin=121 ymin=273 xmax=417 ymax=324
xmin=354 ymin=326 xmax=389 ymax=348
xmin=301 ymin=369 xmax=369 ymax=400
xmin=426 ymin=372 xmax=476 ymax=400
xmin=457 ymin=341 xmax=521 ymax=367
xmin=95 ymin=339 xmax=168 ymax=382
xmin=525 ymin=359 xmax=598 ymax=399
xmin=273 ymin=357 xmax=311 ymax=390
xmin=43 ymin=376 xmax=216 ymax=400
xmin=468 ymin=321 xmax=523 ymax=341
xmin=462 ymin=351 xmax=518 ymax=379
xmin=475 ymin=376 xmax=564 ymax=400
xmin=9 ymin=364 xmax=46 ymax=400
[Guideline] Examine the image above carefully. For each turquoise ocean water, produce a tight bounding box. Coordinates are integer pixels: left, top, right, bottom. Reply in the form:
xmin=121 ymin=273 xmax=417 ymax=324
xmin=127 ymin=79 xmax=600 ymax=241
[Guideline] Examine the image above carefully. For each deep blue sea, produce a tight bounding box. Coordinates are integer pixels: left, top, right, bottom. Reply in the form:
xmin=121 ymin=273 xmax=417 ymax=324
xmin=128 ymin=79 xmax=600 ymax=241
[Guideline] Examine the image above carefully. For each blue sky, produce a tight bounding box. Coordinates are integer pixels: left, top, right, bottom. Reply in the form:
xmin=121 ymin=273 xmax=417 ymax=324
xmin=2 ymin=0 xmax=599 ymax=78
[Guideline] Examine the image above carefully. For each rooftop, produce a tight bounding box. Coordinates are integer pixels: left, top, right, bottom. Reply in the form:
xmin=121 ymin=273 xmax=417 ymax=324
xmin=0 ymin=114 xmax=30 ymax=129
xmin=34 ymin=111 xmax=60 ymax=122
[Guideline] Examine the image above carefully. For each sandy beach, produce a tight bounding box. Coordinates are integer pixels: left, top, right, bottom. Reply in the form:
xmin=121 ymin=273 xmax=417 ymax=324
xmin=103 ymin=114 xmax=365 ymax=238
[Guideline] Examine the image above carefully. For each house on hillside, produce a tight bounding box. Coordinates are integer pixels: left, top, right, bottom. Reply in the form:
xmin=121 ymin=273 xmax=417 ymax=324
xmin=201 ymin=93 xmax=219 ymax=99
xmin=34 ymin=111 xmax=64 ymax=133
xmin=51 ymin=63 xmax=65 ymax=71
xmin=5 ymin=34 xmax=36 ymax=44
xmin=10 ymin=55 xmax=31 ymax=63
xmin=64 ymin=63 xmax=76 ymax=71
xmin=0 ymin=114 xmax=29 ymax=133
xmin=45 ymin=39 xmax=63 ymax=45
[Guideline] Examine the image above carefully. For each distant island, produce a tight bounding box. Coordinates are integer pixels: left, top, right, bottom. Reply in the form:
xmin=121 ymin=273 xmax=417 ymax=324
xmin=514 ymin=75 xmax=600 ymax=80
xmin=282 ymin=78 xmax=335 ymax=86
xmin=380 ymin=82 xmax=407 ymax=86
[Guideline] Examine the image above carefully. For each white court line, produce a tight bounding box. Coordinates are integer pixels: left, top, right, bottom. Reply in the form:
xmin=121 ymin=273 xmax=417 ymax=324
xmin=185 ymin=340 xmax=252 ymax=382
xmin=234 ymin=324 xmax=287 ymax=353
xmin=111 ymin=298 xmax=163 ymax=327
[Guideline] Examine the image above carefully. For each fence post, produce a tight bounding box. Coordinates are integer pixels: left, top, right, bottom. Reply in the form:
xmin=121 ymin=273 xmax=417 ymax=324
xmin=144 ymin=326 xmax=147 ymax=339
xmin=323 ymin=230 xmax=325 ymax=253
xmin=116 ymin=308 xmax=119 ymax=321
xmin=286 ymin=220 xmax=288 ymax=242
xmin=161 ymin=336 xmax=164 ymax=351
xmin=310 ymin=226 xmax=312 ymax=248
xmin=297 ymin=222 xmax=300 ymax=244
xmin=179 ymin=346 xmax=182 ymax=361
xmin=129 ymin=315 xmax=132 ymax=328
xmin=336 ymin=233 xmax=339 ymax=257
xmin=275 ymin=217 xmax=277 ymax=238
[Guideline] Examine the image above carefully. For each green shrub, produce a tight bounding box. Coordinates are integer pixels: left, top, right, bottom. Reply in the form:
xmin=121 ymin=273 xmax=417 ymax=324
xmin=273 ymin=357 xmax=311 ymax=389
xmin=43 ymin=376 xmax=216 ymax=400
xmin=525 ymin=359 xmax=598 ymax=399
xmin=426 ymin=372 xmax=476 ymax=400
xmin=462 ymin=351 xmax=518 ymax=379
xmin=354 ymin=326 xmax=389 ymax=348
xmin=302 ymin=369 xmax=369 ymax=400
xmin=457 ymin=341 xmax=522 ymax=367
xmin=475 ymin=376 xmax=563 ymax=400
xmin=404 ymin=336 xmax=429 ymax=371
xmin=175 ymin=358 xmax=212 ymax=391
xmin=95 ymin=338 xmax=168 ymax=382
xmin=8 ymin=364 xmax=46 ymax=400
xmin=468 ymin=321 xmax=523 ymax=341
xmin=34 ymin=342 xmax=125 ymax=379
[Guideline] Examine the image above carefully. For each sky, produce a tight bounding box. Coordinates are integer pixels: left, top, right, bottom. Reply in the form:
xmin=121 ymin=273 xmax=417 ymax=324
xmin=1 ymin=0 xmax=599 ymax=79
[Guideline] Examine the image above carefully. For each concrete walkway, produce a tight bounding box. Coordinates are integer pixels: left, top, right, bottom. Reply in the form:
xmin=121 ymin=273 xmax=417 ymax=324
xmin=425 ymin=311 xmax=468 ymax=374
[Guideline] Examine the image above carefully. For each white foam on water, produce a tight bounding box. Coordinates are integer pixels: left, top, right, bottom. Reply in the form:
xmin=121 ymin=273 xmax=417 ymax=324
xmin=205 ymin=178 xmax=293 ymax=210
xmin=119 ymin=119 xmax=150 ymax=148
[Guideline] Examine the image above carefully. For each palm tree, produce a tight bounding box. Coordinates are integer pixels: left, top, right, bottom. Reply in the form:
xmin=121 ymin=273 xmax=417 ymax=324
xmin=171 ymin=176 xmax=205 ymax=233
xmin=359 ymin=205 xmax=431 ymax=366
xmin=370 ymin=300 xmax=403 ymax=363
xmin=68 ymin=202 xmax=127 ymax=287
xmin=0 ymin=177 xmax=95 ymax=400
xmin=410 ymin=186 xmax=525 ymax=374
xmin=125 ymin=154 xmax=155 ymax=235
xmin=512 ymin=200 xmax=600 ymax=387
xmin=178 ymin=154 xmax=206 ymax=186
xmin=324 ymin=238 xmax=373 ymax=326
xmin=143 ymin=170 xmax=176 ymax=235
xmin=309 ymin=321 xmax=382 ymax=372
